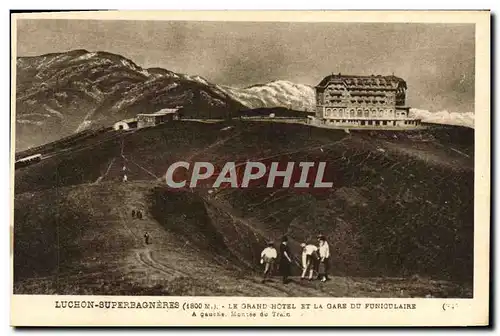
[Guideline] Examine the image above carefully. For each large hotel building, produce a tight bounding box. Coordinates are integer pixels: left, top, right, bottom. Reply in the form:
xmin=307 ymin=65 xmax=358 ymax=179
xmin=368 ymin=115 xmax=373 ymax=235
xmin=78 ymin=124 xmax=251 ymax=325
xmin=313 ymin=73 xmax=422 ymax=128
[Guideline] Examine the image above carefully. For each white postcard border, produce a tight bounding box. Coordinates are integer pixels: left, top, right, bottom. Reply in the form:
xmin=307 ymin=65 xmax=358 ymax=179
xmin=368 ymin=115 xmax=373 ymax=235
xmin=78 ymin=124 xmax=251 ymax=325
xmin=9 ymin=10 xmax=490 ymax=327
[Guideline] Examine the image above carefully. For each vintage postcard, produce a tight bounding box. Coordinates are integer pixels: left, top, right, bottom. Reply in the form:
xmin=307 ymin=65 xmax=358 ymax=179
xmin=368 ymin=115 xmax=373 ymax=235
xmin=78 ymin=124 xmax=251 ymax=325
xmin=10 ymin=10 xmax=490 ymax=326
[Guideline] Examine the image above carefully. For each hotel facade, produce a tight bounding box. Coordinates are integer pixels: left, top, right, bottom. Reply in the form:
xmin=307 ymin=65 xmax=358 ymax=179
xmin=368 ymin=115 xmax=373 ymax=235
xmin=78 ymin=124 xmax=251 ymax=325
xmin=313 ymin=74 xmax=422 ymax=128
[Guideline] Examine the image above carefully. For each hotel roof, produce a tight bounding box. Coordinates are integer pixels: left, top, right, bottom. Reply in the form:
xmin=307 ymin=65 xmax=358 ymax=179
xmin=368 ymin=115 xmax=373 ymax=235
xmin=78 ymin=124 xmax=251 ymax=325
xmin=316 ymin=74 xmax=407 ymax=90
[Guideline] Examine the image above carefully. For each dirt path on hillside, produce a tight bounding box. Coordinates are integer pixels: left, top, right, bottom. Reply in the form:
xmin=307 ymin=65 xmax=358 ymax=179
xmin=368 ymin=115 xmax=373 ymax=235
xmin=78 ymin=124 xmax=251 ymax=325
xmin=135 ymin=249 xmax=189 ymax=278
xmin=184 ymin=130 xmax=243 ymax=162
xmin=94 ymin=157 xmax=116 ymax=184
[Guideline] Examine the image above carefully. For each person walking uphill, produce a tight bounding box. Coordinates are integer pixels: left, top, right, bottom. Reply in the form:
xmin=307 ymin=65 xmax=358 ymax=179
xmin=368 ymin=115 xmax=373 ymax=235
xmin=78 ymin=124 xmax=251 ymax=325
xmin=260 ymin=241 xmax=277 ymax=283
xmin=279 ymin=236 xmax=292 ymax=284
xmin=318 ymin=235 xmax=330 ymax=282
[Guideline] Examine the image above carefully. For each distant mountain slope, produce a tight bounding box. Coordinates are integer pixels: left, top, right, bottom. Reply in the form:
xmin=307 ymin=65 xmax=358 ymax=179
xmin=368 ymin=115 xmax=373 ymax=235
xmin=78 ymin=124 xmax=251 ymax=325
xmin=219 ymin=80 xmax=316 ymax=112
xmin=15 ymin=50 xmax=244 ymax=151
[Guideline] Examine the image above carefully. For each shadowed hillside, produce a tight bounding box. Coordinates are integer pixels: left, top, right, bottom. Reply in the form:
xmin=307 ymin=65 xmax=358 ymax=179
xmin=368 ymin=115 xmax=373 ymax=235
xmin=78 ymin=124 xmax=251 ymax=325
xmin=14 ymin=121 xmax=474 ymax=297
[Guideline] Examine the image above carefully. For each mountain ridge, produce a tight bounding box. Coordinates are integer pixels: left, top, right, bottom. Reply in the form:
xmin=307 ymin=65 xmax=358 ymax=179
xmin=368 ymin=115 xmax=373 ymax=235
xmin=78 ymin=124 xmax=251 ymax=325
xmin=15 ymin=50 xmax=245 ymax=150
xmin=15 ymin=49 xmax=475 ymax=151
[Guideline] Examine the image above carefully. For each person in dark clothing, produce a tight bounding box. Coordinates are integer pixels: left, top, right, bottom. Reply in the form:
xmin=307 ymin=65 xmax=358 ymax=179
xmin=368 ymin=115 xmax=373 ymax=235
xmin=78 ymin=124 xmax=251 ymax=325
xmin=131 ymin=209 xmax=136 ymax=218
xmin=144 ymin=232 xmax=150 ymax=245
xmin=137 ymin=210 xmax=143 ymax=220
xmin=279 ymin=236 xmax=292 ymax=284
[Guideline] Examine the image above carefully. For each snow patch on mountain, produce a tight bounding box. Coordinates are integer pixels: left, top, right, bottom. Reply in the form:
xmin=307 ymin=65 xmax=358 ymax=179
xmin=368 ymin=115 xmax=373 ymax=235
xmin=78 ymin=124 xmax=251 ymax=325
xmin=181 ymin=74 xmax=210 ymax=85
xmin=220 ymin=80 xmax=315 ymax=111
xmin=120 ymin=59 xmax=139 ymax=72
xmin=75 ymin=120 xmax=93 ymax=133
xmin=111 ymin=82 xmax=180 ymax=112
xmin=41 ymin=105 xmax=64 ymax=118
xmin=17 ymin=119 xmax=44 ymax=126
xmin=140 ymin=69 xmax=151 ymax=77
xmin=71 ymin=52 xmax=98 ymax=63
xmin=21 ymin=113 xmax=56 ymax=119
xmin=36 ymin=54 xmax=67 ymax=70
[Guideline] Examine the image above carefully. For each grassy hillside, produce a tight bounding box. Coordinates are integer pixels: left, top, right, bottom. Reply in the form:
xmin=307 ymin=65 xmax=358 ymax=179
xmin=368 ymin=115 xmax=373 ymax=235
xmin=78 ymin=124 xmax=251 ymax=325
xmin=14 ymin=121 xmax=474 ymax=296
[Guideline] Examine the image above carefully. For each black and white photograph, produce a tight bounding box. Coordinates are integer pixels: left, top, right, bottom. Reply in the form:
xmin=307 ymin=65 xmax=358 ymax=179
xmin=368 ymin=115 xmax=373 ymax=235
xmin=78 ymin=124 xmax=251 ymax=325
xmin=9 ymin=10 xmax=490 ymax=327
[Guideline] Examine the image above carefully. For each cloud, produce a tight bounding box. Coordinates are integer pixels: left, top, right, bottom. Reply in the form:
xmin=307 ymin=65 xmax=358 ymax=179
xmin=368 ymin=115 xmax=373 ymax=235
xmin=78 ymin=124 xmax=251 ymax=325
xmin=410 ymin=108 xmax=474 ymax=128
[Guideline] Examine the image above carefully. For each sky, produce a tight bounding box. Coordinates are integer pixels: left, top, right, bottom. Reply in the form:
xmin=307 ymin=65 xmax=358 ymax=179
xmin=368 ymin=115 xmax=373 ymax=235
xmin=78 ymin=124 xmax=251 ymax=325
xmin=16 ymin=20 xmax=475 ymax=113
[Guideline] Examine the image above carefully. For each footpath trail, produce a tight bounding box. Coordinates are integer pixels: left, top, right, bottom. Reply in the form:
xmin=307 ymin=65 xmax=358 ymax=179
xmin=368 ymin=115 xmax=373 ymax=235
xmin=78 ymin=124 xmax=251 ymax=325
xmin=184 ymin=130 xmax=243 ymax=162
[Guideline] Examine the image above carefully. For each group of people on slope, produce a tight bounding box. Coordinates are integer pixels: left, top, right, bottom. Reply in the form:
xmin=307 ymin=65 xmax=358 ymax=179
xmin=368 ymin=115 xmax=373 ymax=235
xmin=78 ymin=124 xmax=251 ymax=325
xmin=260 ymin=235 xmax=330 ymax=284
xmin=131 ymin=209 xmax=150 ymax=244
xmin=131 ymin=209 xmax=144 ymax=219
